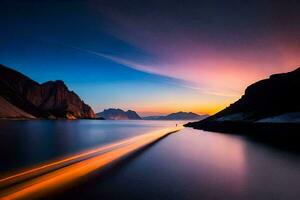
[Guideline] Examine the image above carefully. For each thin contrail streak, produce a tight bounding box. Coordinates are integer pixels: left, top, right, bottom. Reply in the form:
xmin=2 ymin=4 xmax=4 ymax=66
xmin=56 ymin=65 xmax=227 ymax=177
xmin=68 ymin=45 xmax=160 ymax=75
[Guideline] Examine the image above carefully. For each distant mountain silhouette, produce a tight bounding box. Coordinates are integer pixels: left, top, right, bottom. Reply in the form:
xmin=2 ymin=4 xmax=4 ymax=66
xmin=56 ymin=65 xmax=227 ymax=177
xmin=143 ymin=112 xmax=208 ymax=120
xmin=0 ymin=64 xmax=96 ymax=119
xmin=186 ymin=67 xmax=300 ymax=130
xmin=97 ymin=108 xmax=141 ymax=120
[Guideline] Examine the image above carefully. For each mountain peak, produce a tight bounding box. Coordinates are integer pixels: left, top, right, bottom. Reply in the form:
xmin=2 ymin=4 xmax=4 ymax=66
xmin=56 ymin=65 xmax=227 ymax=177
xmin=97 ymin=108 xmax=141 ymax=120
xmin=0 ymin=64 xmax=96 ymax=119
xmin=143 ymin=111 xmax=208 ymax=120
xmin=42 ymin=80 xmax=67 ymax=88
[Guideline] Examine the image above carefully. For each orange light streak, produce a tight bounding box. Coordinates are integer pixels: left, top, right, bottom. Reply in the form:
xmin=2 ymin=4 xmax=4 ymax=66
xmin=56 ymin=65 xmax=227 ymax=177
xmin=0 ymin=126 xmax=182 ymax=200
xmin=0 ymin=130 xmax=162 ymax=187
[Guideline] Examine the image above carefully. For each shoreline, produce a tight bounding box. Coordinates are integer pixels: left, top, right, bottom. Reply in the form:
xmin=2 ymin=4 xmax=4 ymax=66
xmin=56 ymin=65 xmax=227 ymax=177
xmin=185 ymin=121 xmax=300 ymax=152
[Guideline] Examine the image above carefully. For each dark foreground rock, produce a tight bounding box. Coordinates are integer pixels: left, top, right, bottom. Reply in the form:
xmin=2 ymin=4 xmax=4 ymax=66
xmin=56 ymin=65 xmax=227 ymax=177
xmin=185 ymin=121 xmax=300 ymax=135
xmin=185 ymin=67 xmax=300 ymax=151
xmin=187 ymin=67 xmax=300 ymax=126
xmin=206 ymin=67 xmax=300 ymax=123
xmin=185 ymin=121 xmax=300 ymax=152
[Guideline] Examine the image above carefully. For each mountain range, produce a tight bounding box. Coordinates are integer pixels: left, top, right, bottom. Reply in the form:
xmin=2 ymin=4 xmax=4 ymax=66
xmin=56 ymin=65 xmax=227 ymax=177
xmin=143 ymin=112 xmax=208 ymax=120
xmin=0 ymin=64 xmax=96 ymax=119
xmin=96 ymin=108 xmax=141 ymax=120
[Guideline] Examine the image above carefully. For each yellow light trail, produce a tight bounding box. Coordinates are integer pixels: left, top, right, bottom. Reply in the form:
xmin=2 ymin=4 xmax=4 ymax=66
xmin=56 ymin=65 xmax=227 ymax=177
xmin=0 ymin=126 xmax=182 ymax=200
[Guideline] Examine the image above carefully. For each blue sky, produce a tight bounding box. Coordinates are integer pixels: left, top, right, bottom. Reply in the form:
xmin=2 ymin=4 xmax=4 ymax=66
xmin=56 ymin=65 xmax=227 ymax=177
xmin=1 ymin=0 xmax=299 ymax=116
xmin=0 ymin=32 xmax=189 ymax=115
xmin=0 ymin=1 xmax=199 ymax=115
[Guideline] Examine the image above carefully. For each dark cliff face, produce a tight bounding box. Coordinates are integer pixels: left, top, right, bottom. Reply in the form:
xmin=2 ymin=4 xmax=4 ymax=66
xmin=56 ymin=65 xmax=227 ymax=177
xmin=210 ymin=67 xmax=300 ymax=121
xmin=36 ymin=80 xmax=96 ymax=119
xmin=188 ymin=67 xmax=300 ymax=126
xmin=97 ymin=108 xmax=141 ymax=120
xmin=0 ymin=64 xmax=96 ymax=119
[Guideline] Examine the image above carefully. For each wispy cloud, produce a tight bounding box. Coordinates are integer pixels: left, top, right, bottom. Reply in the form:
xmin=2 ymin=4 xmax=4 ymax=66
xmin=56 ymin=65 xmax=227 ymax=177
xmin=179 ymin=84 xmax=240 ymax=98
xmin=68 ymin=45 xmax=165 ymax=76
xmin=68 ymin=45 xmax=243 ymax=98
xmin=90 ymin=1 xmax=300 ymax=100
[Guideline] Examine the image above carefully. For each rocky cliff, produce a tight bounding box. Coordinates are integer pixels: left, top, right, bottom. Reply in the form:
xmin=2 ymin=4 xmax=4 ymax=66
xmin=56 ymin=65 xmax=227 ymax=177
xmin=0 ymin=64 xmax=96 ymax=119
xmin=186 ymin=67 xmax=300 ymax=129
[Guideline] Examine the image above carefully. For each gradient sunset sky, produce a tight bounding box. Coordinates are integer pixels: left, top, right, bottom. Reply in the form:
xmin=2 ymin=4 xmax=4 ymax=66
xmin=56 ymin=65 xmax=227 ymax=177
xmin=1 ymin=0 xmax=300 ymax=116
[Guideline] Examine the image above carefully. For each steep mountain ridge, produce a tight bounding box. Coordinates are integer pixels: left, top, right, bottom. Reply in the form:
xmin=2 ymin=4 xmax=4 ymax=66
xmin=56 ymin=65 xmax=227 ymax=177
xmin=0 ymin=64 xmax=96 ymax=119
xmin=186 ymin=67 xmax=300 ymax=130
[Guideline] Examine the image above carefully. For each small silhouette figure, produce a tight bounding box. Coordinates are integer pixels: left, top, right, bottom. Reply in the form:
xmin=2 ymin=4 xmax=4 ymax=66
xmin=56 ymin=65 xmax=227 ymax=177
xmin=176 ymin=124 xmax=177 ymax=127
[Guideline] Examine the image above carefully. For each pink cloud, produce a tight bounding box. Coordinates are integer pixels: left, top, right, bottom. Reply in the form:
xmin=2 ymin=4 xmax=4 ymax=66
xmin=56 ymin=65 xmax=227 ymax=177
xmin=89 ymin=1 xmax=300 ymax=98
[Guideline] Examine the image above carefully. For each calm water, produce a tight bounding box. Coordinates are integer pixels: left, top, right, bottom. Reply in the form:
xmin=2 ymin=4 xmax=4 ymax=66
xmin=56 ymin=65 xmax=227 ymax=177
xmin=1 ymin=120 xmax=300 ymax=199
xmin=0 ymin=120 xmax=180 ymax=174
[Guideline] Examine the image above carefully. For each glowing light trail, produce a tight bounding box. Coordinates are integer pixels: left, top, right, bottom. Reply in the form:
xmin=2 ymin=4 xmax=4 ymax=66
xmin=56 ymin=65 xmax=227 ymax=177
xmin=0 ymin=126 xmax=182 ymax=200
xmin=0 ymin=130 xmax=167 ymax=187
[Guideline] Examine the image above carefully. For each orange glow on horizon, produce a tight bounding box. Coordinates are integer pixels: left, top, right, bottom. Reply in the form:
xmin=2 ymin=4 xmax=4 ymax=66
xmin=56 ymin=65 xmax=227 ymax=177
xmin=137 ymin=101 xmax=232 ymax=116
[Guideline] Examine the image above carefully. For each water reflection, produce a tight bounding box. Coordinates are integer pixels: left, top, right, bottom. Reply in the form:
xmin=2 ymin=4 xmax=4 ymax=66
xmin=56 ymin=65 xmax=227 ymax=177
xmin=1 ymin=120 xmax=300 ymax=199
xmin=174 ymin=130 xmax=247 ymax=193
xmin=0 ymin=126 xmax=182 ymax=199
xmin=0 ymin=120 xmax=182 ymax=174
xmin=50 ymin=127 xmax=300 ymax=200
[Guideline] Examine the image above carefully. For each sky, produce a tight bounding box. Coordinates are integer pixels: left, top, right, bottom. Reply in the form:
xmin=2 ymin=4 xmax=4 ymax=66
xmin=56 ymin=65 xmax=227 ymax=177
xmin=1 ymin=0 xmax=300 ymax=116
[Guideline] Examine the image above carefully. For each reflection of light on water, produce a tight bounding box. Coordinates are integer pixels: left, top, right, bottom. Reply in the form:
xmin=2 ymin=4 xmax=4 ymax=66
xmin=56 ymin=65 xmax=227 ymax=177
xmin=0 ymin=133 xmax=146 ymax=185
xmin=173 ymin=129 xmax=247 ymax=193
xmin=208 ymin=134 xmax=247 ymax=192
xmin=0 ymin=126 xmax=182 ymax=200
